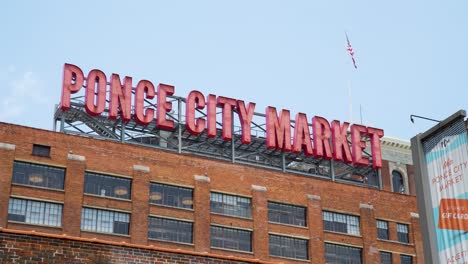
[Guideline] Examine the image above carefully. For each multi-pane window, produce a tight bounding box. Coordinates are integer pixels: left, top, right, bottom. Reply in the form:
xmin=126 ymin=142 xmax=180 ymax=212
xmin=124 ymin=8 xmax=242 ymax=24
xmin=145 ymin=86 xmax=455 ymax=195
xmin=323 ymin=211 xmax=360 ymax=235
xmin=149 ymin=183 xmax=193 ymax=209
xmin=397 ymin=223 xmax=409 ymax=243
xmin=148 ymin=217 xmax=193 ymax=244
xmin=380 ymin=251 xmax=392 ymax=264
xmin=32 ymin=144 xmax=51 ymax=157
xmin=84 ymin=172 xmax=132 ymax=200
xmin=81 ymin=207 xmax=130 ymax=235
xmin=268 ymin=202 xmax=306 ymax=227
xmin=12 ymin=161 xmax=65 ymax=190
xmin=210 ymin=225 xmax=252 ymax=252
xmin=401 ymin=255 xmax=413 ymax=264
xmin=210 ymin=192 xmax=251 ymax=218
xmin=8 ymin=198 xmax=62 ymax=227
xmin=325 ymin=243 xmax=362 ymax=264
xmin=269 ymin=234 xmax=308 ymax=260
xmin=377 ymin=220 xmax=389 ymax=240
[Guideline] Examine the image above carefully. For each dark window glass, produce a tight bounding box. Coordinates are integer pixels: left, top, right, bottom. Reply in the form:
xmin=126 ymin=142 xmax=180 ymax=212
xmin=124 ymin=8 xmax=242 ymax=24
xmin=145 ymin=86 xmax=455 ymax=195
xmin=269 ymin=234 xmax=308 ymax=260
xmin=397 ymin=223 xmax=409 ymax=243
xmin=8 ymin=198 xmax=62 ymax=227
xmin=32 ymin=144 xmax=50 ymax=157
xmin=84 ymin=172 xmax=131 ymax=200
xmin=323 ymin=211 xmax=360 ymax=235
xmin=392 ymin=170 xmax=405 ymax=193
xmin=210 ymin=226 xmax=252 ymax=252
xmin=377 ymin=220 xmax=389 ymax=240
xmin=380 ymin=251 xmax=392 ymax=264
xmin=149 ymin=183 xmax=193 ymax=209
xmin=268 ymin=201 xmax=306 ymax=227
xmin=81 ymin=207 xmax=130 ymax=235
xmin=12 ymin=161 xmax=65 ymax=190
xmin=401 ymin=255 xmax=413 ymax=264
xmin=325 ymin=243 xmax=362 ymax=264
xmin=210 ymin=192 xmax=251 ymax=218
xmin=148 ymin=217 xmax=193 ymax=244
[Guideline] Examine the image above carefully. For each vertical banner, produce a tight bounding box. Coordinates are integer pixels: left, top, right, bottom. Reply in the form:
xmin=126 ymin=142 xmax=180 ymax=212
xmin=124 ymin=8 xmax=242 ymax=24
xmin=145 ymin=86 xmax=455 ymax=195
xmin=413 ymin=111 xmax=468 ymax=264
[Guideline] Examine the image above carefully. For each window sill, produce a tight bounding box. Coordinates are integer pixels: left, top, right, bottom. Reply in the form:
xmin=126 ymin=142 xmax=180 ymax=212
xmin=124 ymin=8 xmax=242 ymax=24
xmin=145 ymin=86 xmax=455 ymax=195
xmin=323 ymin=230 xmax=362 ymax=238
xmin=84 ymin=193 xmax=132 ymax=202
xmin=8 ymin=220 xmax=62 ymax=229
xmin=270 ymin=255 xmax=309 ymax=262
xmin=210 ymin=246 xmax=253 ymax=255
xmin=377 ymin=238 xmax=414 ymax=247
xmin=268 ymin=221 xmax=308 ymax=229
xmin=148 ymin=238 xmax=194 ymax=246
xmin=12 ymin=183 xmax=65 ymax=193
xmin=150 ymin=203 xmax=194 ymax=212
xmin=81 ymin=230 xmax=130 ymax=238
xmin=210 ymin=212 xmax=252 ymax=221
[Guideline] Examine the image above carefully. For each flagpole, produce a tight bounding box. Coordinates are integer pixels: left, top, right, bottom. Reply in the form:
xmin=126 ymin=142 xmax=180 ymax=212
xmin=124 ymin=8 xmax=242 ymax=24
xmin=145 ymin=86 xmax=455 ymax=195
xmin=348 ymin=80 xmax=353 ymax=123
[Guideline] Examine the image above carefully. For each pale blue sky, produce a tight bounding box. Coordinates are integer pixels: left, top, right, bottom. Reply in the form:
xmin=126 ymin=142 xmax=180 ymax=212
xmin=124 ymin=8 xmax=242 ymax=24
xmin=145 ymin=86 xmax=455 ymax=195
xmin=1 ymin=1 xmax=467 ymax=140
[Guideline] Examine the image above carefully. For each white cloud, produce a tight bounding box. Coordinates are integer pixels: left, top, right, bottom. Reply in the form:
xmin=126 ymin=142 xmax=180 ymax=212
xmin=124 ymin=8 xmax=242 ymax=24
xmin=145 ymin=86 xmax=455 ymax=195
xmin=0 ymin=70 xmax=51 ymax=121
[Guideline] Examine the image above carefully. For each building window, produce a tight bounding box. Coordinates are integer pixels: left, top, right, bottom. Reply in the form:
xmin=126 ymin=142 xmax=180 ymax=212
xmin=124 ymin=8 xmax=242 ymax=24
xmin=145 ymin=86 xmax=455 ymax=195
xmin=8 ymin=198 xmax=62 ymax=227
xmin=12 ymin=161 xmax=65 ymax=190
xmin=268 ymin=201 xmax=306 ymax=227
xmin=380 ymin=251 xmax=392 ymax=264
xmin=325 ymin=243 xmax=362 ymax=263
xmin=148 ymin=217 xmax=193 ymax=244
xmin=32 ymin=144 xmax=51 ymax=157
xmin=210 ymin=192 xmax=251 ymax=218
xmin=392 ymin=170 xmax=405 ymax=193
xmin=210 ymin=225 xmax=252 ymax=252
xmin=269 ymin=234 xmax=308 ymax=260
xmin=377 ymin=220 xmax=389 ymax=240
xmin=401 ymin=255 xmax=413 ymax=264
xmin=323 ymin=211 xmax=360 ymax=235
xmin=397 ymin=223 xmax=409 ymax=243
xmin=84 ymin=172 xmax=131 ymax=200
xmin=81 ymin=207 xmax=130 ymax=235
xmin=149 ymin=183 xmax=193 ymax=209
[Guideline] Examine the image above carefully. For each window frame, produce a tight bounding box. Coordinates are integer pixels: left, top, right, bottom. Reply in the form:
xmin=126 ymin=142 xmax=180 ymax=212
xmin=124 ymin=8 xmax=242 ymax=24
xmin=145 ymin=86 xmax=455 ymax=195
xmin=210 ymin=192 xmax=252 ymax=219
xmin=80 ymin=207 xmax=130 ymax=236
xmin=268 ymin=201 xmax=307 ymax=227
xmin=325 ymin=242 xmax=362 ymax=264
xmin=397 ymin=223 xmax=410 ymax=243
xmin=32 ymin=144 xmax=51 ymax=157
xmin=377 ymin=220 xmax=389 ymax=240
xmin=380 ymin=251 xmax=392 ymax=264
xmin=400 ymin=254 xmax=413 ymax=264
xmin=149 ymin=182 xmax=194 ymax=210
xmin=84 ymin=171 xmax=132 ymax=200
xmin=148 ymin=216 xmax=193 ymax=244
xmin=12 ymin=161 xmax=65 ymax=191
xmin=8 ymin=197 xmax=63 ymax=227
xmin=323 ymin=210 xmax=361 ymax=236
xmin=269 ymin=234 xmax=309 ymax=260
xmin=210 ymin=225 xmax=252 ymax=252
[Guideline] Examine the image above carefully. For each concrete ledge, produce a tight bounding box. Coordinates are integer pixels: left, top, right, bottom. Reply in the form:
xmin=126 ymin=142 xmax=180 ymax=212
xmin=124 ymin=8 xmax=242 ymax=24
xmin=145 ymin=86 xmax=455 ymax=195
xmin=0 ymin=142 xmax=15 ymax=151
xmin=410 ymin=212 xmax=420 ymax=218
xmin=251 ymin=185 xmax=267 ymax=192
xmin=360 ymin=203 xmax=374 ymax=210
xmin=194 ymin=175 xmax=210 ymax=183
xmin=133 ymin=165 xmax=150 ymax=173
xmin=67 ymin=154 xmax=85 ymax=162
xmin=307 ymin=194 xmax=321 ymax=201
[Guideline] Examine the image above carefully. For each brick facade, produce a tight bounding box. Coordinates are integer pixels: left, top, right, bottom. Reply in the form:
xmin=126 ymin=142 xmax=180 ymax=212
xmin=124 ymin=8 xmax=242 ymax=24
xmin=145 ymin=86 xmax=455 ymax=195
xmin=0 ymin=122 xmax=423 ymax=263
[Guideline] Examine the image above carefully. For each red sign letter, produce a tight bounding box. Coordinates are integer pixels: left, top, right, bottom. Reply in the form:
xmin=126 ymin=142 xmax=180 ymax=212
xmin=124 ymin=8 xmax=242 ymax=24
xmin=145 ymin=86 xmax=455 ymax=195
xmin=312 ymin=116 xmax=332 ymax=159
xmin=206 ymin=94 xmax=217 ymax=138
xmin=134 ymin=80 xmax=155 ymax=125
xmin=265 ymin=107 xmax=291 ymax=152
xmin=237 ymin=100 xmax=256 ymax=144
xmin=331 ymin=120 xmax=352 ymax=164
xmin=217 ymin=96 xmax=237 ymax=141
xmin=61 ymin=63 xmax=84 ymax=110
xmin=109 ymin=74 xmax=132 ymax=122
xmin=85 ymin=69 xmax=107 ymax=116
xmin=292 ymin=113 xmax=313 ymax=155
xmin=156 ymin=84 xmax=175 ymax=130
xmin=351 ymin=124 xmax=369 ymax=166
xmin=186 ymin=90 xmax=206 ymax=135
xmin=367 ymin=127 xmax=384 ymax=168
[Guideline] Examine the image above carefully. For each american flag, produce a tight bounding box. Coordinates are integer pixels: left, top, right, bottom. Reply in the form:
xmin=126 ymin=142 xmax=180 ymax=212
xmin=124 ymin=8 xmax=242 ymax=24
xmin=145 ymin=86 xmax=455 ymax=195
xmin=346 ymin=33 xmax=357 ymax=69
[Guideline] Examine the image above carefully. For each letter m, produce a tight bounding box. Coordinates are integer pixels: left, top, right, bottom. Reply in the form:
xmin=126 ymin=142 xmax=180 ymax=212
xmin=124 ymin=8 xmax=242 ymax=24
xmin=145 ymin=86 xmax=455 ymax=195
xmin=265 ymin=106 xmax=291 ymax=152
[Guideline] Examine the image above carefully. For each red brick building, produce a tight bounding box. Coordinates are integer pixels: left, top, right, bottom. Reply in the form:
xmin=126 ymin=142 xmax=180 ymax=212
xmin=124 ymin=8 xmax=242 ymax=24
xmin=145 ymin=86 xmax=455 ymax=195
xmin=0 ymin=119 xmax=422 ymax=264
